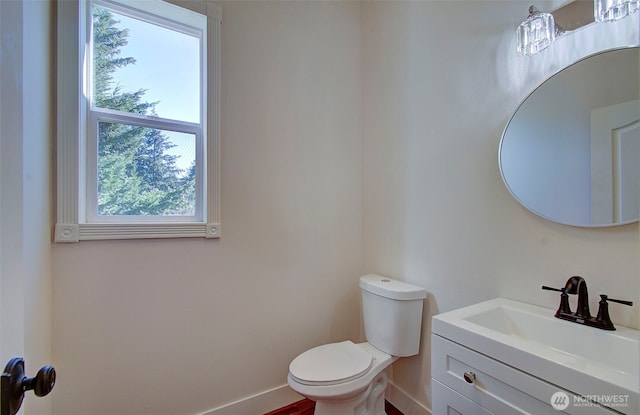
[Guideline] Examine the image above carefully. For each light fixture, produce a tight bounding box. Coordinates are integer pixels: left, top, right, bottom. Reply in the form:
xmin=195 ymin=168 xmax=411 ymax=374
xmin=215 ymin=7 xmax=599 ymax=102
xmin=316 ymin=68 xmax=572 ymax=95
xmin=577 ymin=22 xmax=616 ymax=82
xmin=516 ymin=6 xmax=563 ymax=56
xmin=595 ymin=0 xmax=640 ymax=22
xmin=516 ymin=0 xmax=638 ymax=56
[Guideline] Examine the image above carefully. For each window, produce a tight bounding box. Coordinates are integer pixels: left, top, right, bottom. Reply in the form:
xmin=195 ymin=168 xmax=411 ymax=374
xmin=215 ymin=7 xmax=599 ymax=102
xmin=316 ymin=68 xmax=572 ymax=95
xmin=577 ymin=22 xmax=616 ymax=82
xmin=56 ymin=0 xmax=221 ymax=241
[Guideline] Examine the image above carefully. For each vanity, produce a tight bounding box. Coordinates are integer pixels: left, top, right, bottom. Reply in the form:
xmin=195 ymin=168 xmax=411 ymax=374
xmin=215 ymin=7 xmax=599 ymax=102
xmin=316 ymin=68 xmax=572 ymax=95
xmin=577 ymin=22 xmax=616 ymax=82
xmin=431 ymin=298 xmax=639 ymax=414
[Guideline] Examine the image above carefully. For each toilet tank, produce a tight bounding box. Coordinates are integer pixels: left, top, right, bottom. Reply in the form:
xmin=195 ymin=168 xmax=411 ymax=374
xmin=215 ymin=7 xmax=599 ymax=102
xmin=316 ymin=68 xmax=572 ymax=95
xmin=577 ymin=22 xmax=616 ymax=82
xmin=359 ymin=274 xmax=427 ymax=357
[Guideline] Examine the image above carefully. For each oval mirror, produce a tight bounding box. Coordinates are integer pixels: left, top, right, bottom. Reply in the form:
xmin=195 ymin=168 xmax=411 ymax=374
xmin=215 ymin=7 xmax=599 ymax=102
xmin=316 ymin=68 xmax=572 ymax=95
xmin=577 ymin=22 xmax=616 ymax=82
xmin=499 ymin=47 xmax=639 ymax=227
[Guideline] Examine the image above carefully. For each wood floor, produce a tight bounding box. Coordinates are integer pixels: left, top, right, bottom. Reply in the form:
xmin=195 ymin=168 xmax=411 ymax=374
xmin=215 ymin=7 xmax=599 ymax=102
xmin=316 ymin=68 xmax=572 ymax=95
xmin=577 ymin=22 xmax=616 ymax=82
xmin=264 ymin=398 xmax=403 ymax=415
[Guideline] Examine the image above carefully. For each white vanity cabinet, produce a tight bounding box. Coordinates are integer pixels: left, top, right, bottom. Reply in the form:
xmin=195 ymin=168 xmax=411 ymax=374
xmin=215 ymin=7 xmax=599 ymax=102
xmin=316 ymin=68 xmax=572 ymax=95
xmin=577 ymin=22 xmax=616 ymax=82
xmin=431 ymin=334 xmax=619 ymax=415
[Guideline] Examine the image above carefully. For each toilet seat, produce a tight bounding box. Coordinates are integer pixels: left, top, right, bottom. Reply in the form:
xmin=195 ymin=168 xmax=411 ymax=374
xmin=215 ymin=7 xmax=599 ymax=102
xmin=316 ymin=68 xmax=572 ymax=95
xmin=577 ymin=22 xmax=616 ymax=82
xmin=289 ymin=341 xmax=373 ymax=386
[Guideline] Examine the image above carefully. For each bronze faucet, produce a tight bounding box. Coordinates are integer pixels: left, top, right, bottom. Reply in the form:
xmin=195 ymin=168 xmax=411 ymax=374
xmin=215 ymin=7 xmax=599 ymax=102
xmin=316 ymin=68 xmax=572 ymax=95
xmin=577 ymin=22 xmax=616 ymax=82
xmin=542 ymin=276 xmax=633 ymax=331
xmin=563 ymin=276 xmax=591 ymax=320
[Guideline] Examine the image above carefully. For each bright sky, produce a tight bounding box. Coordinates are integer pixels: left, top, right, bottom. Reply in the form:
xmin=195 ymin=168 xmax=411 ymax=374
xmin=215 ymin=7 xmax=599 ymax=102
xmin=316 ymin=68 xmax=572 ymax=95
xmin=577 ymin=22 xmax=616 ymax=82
xmin=110 ymin=11 xmax=200 ymax=123
xmin=104 ymin=8 xmax=200 ymax=173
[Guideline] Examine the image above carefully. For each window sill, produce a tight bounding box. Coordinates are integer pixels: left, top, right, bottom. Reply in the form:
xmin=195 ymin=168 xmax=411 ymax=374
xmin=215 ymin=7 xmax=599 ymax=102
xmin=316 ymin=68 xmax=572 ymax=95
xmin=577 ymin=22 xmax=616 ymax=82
xmin=54 ymin=222 xmax=221 ymax=242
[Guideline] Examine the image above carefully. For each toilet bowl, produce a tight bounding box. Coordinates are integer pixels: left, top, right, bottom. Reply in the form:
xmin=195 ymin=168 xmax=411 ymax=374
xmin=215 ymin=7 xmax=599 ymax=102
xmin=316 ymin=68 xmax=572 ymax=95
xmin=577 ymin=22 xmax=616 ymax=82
xmin=287 ymin=275 xmax=427 ymax=415
xmin=288 ymin=341 xmax=397 ymax=401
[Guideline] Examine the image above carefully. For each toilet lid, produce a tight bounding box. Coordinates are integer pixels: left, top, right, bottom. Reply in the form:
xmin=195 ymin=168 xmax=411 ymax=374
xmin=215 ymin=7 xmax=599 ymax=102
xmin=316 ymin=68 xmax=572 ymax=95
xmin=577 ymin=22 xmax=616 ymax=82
xmin=289 ymin=341 xmax=373 ymax=386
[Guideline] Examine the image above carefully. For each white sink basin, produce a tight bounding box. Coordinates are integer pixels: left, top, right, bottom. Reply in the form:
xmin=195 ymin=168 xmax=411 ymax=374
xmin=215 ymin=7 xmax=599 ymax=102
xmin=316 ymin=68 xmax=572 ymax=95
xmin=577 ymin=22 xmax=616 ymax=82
xmin=432 ymin=298 xmax=640 ymax=414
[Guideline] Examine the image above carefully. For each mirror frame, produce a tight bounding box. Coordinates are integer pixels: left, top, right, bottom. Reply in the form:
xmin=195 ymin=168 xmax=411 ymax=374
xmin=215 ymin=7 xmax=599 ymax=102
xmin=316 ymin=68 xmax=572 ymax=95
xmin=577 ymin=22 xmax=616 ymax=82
xmin=498 ymin=46 xmax=639 ymax=227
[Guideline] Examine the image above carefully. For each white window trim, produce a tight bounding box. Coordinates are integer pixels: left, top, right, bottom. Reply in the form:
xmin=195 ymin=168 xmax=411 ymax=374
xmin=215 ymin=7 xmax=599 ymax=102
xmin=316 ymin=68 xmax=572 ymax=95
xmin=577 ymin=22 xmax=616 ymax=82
xmin=55 ymin=0 xmax=221 ymax=242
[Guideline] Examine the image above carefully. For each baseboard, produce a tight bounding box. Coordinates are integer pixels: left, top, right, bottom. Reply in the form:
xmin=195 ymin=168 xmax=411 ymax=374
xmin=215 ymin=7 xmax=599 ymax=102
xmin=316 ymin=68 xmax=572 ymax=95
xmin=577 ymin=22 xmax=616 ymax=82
xmin=199 ymin=384 xmax=303 ymax=415
xmin=198 ymin=380 xmax=430 ymax=415
xmin=386 ymin=382 xmax=431 ymax=415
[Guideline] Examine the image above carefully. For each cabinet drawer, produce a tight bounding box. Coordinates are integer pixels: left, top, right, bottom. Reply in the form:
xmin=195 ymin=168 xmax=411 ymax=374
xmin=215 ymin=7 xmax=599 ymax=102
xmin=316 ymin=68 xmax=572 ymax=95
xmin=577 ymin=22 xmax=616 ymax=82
xmin=433 ymin=379 xmax=494 ymax=415
xmin=432 ymin=334 xmax=617 ymax=415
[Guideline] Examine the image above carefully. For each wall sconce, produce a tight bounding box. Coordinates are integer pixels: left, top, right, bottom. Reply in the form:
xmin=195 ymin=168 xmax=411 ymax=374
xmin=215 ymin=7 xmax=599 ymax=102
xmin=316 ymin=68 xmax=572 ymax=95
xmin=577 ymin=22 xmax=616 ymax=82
xmin=516 ymin=0 xmax=639 ymax=55
xmin=595 ymin=0 xmax=640 ymax=22
xmin=516 ymin=6 xmax=563 ymax=56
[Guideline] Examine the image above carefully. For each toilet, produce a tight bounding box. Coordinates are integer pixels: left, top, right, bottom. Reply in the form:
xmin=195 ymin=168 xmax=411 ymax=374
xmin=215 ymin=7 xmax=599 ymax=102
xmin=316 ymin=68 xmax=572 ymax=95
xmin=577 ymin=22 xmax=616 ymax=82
xmin=287 ymin=274 xmax=427 ymax=415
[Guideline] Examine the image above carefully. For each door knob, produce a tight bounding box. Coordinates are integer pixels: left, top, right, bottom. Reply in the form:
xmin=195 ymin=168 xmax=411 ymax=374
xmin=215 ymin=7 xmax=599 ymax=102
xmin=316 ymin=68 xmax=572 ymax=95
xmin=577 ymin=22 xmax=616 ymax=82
xmin=1 ymin=357 xmax=56 ymax=415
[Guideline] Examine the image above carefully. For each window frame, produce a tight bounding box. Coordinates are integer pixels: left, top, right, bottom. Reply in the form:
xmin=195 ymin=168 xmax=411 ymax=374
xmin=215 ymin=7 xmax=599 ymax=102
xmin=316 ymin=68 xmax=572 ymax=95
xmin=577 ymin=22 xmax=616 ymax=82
xmin=55 ymin=0 xmax=221 ymax=241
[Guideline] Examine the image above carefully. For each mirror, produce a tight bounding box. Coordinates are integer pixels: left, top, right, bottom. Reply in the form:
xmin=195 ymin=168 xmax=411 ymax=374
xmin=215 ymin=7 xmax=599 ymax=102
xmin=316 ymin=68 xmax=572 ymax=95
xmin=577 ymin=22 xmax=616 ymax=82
xmin=499 ymin=47 xmax=639 ymax=227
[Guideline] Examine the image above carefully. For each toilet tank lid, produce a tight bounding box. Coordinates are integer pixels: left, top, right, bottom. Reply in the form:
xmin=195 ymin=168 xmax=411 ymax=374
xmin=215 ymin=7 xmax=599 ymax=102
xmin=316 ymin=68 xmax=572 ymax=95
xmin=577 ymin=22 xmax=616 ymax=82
xmin=359 ymin=274 xmax=427 ymax=300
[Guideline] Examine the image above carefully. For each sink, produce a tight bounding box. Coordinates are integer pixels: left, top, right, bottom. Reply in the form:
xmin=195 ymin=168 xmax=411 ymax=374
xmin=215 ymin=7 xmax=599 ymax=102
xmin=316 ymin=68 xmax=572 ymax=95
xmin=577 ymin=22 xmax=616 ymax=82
xmin=432 ymin=298 xmax=639 ymax=414
xmin=462 ymin=301 xmax=637 ymax=375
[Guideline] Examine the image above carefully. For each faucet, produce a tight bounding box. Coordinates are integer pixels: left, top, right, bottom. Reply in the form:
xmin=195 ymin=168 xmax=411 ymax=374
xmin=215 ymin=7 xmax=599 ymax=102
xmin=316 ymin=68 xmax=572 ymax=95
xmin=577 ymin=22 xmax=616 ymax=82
xmin=542 ymin=276 xmax=634 ymax=330
xmin=563 ymin=276 xmax=591 ymax=320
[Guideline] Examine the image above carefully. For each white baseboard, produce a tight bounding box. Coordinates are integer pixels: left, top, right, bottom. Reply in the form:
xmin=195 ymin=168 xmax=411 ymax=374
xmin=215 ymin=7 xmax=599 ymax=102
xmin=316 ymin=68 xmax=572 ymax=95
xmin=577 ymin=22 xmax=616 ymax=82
xmin=387 ymin=382 xmax=431 ymax=415
xmin=199 ymin=384 xmax=303 ymax=415
xmin=198 ymin=380 xmax=429 ymax=415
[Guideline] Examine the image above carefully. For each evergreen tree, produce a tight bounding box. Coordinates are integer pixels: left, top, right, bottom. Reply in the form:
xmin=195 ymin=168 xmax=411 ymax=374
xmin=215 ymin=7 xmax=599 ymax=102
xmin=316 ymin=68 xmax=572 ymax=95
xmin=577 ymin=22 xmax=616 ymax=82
xmin=92 ymin=6 xmax=195 ymax=216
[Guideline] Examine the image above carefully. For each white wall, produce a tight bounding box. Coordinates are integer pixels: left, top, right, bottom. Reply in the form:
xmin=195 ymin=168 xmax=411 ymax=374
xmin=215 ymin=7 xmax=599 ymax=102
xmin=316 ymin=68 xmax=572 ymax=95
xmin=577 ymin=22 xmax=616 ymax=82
xmin=361 ymin=1 xmax=639 ymax=410
xmin=51 ymin=2 xmax=362 ymax=414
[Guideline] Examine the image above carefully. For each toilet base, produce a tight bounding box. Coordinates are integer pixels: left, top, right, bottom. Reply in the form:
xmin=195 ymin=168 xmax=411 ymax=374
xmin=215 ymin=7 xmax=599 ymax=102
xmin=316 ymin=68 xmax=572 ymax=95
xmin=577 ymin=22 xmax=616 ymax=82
xmin=313 ymin=371 xmax=388 ymax=415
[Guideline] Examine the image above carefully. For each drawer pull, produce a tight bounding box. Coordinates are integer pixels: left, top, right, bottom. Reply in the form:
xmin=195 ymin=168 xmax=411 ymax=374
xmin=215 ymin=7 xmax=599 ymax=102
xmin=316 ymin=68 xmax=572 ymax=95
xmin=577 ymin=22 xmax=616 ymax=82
xmin=463 ymin=371 xmax=476 ymax=384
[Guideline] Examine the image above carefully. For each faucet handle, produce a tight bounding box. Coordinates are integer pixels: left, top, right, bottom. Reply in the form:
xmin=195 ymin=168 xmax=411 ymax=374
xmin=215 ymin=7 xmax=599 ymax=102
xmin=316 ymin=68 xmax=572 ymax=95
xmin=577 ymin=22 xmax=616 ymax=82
xmin=595 ymin=295 xmax=633 ymax=331
xmin=603 ymin=296 xmax=633 ymax=307
xmin=542 ymin=285 xmax=571 ymax=315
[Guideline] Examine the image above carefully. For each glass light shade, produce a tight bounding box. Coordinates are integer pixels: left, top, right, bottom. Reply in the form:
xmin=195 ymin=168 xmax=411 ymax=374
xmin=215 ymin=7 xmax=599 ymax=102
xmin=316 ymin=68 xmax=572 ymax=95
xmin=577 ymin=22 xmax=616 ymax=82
xmin=595 ymin=0 xmax=640 ymax=22
xmin=516 ymin=11 xmax=557 ymax=56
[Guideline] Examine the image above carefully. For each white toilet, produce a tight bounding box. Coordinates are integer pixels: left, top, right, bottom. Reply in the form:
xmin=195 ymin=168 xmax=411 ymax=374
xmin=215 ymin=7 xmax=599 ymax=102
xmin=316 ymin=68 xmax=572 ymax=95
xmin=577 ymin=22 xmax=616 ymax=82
xmin=287 ymin=274 xmax=427 ymax=415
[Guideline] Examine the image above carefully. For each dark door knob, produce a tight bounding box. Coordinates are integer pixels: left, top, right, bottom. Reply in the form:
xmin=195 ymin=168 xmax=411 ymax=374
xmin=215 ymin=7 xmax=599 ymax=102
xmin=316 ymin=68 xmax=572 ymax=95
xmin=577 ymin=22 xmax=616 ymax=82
xmin=1 ymin=357 xmax=56 ymax=415
xmin=24 ymin=365 xmax=56 ymax=397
